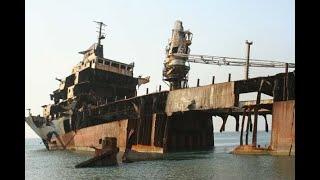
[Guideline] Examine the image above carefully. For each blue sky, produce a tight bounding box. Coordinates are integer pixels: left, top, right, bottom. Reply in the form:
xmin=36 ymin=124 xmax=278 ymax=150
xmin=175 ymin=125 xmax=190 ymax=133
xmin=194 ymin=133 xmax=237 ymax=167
xmin=25 ymin=0 xmax=294 ymax=138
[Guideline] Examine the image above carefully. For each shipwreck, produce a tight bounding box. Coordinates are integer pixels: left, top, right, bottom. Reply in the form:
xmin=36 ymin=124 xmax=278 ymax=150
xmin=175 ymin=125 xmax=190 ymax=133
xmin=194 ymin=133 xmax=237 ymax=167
xmin=26 ymin=21 xmax=295 ymax=165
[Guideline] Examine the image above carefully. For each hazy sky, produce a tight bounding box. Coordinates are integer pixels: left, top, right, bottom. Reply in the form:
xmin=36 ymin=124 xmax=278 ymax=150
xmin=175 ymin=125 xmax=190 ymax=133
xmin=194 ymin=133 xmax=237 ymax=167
xmin=25 ymin=0 xmax=295 ymax=138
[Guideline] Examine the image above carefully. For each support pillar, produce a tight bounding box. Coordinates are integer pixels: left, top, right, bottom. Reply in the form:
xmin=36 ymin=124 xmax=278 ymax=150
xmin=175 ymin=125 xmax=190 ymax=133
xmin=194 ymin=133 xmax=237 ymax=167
xmin=252 ymin=80 xmax=263 ymax=147
xmin=249 ymin=115 xmax=253 ymax=132
xmin=235 ymin=115 xmax=240 ymax=132
xmin=219 ymin=115 xmax=228 ymax=132
xmin=263 ymin=114 xmax=268 ymax=132
xmin=270 ymin=101 xmax=295 ymax=155
xmin=245 ymin=111 xmax=251 ymax=145
xmin=240 ymin=108 xmax=247 ymax=146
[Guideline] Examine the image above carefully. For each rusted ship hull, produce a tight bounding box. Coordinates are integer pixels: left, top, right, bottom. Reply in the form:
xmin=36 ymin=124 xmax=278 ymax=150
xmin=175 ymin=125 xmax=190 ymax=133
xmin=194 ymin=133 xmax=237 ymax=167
xmin=25 ymin=90 xmax=215 ymax=154
xmin=26 ymin=71 xmax=295 ymax=158
xmin=48 ymin=120 xmax=130 ymax=152
xmin=26 ymin=114 xmax=213 ymax=155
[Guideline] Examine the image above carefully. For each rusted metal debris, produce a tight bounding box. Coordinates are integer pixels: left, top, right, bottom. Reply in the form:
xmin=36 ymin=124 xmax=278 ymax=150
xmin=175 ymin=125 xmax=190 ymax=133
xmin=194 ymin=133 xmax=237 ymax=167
xmin=75 ymin=137 xmax=119 ymax=168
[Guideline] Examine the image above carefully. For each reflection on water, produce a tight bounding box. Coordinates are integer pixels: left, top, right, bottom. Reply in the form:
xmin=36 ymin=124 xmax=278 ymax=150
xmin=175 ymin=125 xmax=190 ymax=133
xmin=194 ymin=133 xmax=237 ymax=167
xmin=26 ymin=131 xmax=294 ymax=180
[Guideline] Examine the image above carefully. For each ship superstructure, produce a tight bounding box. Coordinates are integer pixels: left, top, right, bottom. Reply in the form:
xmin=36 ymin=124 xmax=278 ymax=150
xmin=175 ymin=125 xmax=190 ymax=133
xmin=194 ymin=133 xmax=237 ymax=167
xmin=26 ymin=22 xmax=148 ymax=150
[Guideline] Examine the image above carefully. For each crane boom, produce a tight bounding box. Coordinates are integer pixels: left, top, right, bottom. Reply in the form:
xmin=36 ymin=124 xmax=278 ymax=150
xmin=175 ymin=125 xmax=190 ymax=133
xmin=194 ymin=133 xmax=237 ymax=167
xmin=162 ymin=20 xmax=295 ymax=90
xmin=173 ymin=53 xmax=295 ymax=68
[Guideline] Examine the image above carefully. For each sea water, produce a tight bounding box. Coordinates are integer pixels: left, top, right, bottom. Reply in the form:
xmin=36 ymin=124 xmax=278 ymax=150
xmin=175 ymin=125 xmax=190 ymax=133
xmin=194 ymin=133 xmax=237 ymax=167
xmin=25 ymin=131 xmax=294 ymax=180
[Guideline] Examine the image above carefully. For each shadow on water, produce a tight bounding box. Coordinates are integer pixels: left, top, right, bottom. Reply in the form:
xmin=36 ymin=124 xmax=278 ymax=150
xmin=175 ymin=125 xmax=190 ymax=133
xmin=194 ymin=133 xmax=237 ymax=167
xmin=160 ymin=149 xmax=213 ymax=160
xmin=160 ymin=146 xmax=234 ymax=161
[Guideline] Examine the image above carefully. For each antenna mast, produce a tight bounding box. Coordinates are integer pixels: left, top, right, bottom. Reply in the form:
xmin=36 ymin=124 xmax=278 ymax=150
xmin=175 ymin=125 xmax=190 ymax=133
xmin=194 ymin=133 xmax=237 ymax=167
xmin=93 ymin=21 xmax=107 ymax=46
xmin=93 ymin=21 xmax=107 ymax=57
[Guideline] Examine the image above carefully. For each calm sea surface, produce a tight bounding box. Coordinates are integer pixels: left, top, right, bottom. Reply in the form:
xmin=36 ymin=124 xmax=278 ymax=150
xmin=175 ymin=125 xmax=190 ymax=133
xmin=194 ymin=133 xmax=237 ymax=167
xmin=25 ymin=131 xmax=294 ymax=180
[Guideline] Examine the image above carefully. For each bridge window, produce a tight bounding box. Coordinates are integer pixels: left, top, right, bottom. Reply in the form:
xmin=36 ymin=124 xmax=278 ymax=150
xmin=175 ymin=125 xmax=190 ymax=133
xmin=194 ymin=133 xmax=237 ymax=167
xmin=111 ymin=63 xmax=119 ymax=68
xmin=172 ymin=47 xmax=178 ymax=53
xmin=98 ymin=59 xmax=103 ymax=64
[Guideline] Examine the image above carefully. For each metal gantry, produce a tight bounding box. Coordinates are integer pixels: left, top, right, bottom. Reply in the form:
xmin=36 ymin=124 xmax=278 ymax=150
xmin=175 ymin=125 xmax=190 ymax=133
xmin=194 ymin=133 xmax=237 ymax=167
xmin=173 ymin=53 xmax=295 ymax=69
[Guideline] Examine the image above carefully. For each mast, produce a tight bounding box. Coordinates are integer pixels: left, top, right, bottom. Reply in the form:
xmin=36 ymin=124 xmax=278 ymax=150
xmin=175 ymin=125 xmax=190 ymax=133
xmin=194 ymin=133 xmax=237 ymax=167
xmin=93 ymin=21 xmax=107 ymax=57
